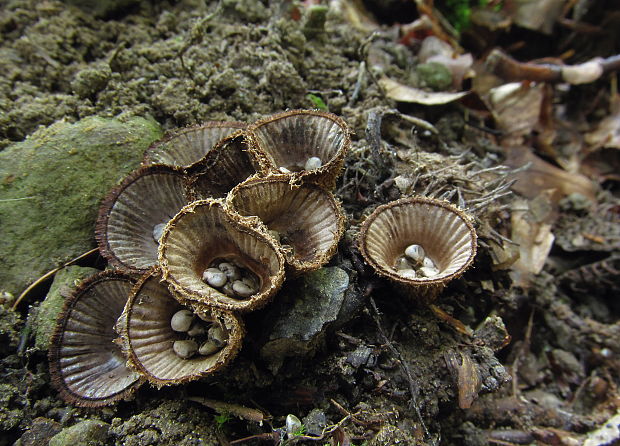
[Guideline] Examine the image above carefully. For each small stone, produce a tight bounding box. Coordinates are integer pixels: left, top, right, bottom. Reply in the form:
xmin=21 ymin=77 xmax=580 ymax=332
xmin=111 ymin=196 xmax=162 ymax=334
xmin=399 ymin=269 xmax=417 ymax=280
xmin=419 ymin=266 xmax=440 ymax=277
xmin=394 ymin=256 xmax=412 ymax=271
xmin=404 ymin=244 xmax=425 ymax=263
xmin=232 ymin=280 xmax=255 ymax=298
xmin=221 ymin=282 xmax=236 ymax=297
xmin=170 ymin=309 xmax=195 ymax=332
xmin=172 ymin=339 xmax=198 ymax=359
xmin=285 ymin=414 xmax=303 ymax=436
xmin=304 ymin=156 xmax=322 ymax=170
xmin=279 ymin=166 xmax=291 ymax=174
xmin=218 ymin=262 xmax=241 ymax=281
xmin=198 ymin=340 xmax=220 ymax=356
xmin=152 ymin=223 xmax=166 ymax=243
xmin=422 ymin=256 xmax=436 ymax=269
xmin=202 ymin=268 xmax=227 ymax=288
xmin=208 ymin=325 xmax=228 ymax=347
xmin=187 ymin=321 xmax=207 ymax=337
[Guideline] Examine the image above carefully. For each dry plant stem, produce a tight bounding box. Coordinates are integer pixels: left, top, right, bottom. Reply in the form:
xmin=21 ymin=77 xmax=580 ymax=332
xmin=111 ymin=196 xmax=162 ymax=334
xmin=188 ymin=397 xmax=266 ymax=423
xmin=12 ymin=248 xmax=99 ymax=310
xmin=369 ymin=297 xmax=432 ymax=443
xmin=486 ymin=49 xmax=620 ymax=83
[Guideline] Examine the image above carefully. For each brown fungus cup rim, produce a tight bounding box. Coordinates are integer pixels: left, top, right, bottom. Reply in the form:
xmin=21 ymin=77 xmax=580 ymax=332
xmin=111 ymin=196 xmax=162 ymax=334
xmin=158 ymin=199 xmax=286 ymax=312
xmin=95 ymin=164 xmax=189 ymax=273
xmin=358 ymin=196 xmax=477 ymax=288
xmin=246 ymin=109 xmax=351 ymax=189
xmin=142 ymin=121 xmax=247 ymax=170
xmin=117 ymin=267 xmax=245 ymax=387
xmin=226 ymin=173 xmax=346 ymax=274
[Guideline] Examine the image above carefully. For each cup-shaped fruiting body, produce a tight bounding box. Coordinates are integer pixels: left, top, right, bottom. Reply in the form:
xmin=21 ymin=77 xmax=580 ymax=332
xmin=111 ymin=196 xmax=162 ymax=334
xmin=143 ymin=121 xmax=246 ymax=169
xmin=227 ymin=174 xmax=346 ymax=274
xmin=247 ymin=110 xmax=351 ymax=190
xmin=159 ymin=199 xmax=286 ymax=312
xmin=358 ymin=196 xmax=477 ymax=301
xmin=116 ymin=268 xmax=244 ymax=387
xmin=48 ymin=270 xmax=142 ymax=407
xmin=96 ymin=165 xmax=190 ymax=273
xmin=185 ymin=129 xmax=262 ymax=200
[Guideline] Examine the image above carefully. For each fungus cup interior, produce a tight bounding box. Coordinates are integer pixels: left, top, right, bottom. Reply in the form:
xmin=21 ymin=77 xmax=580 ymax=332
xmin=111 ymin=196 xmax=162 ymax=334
xmin=186 ymin=130 xmax=259 ymax=200
xmin=119 ymin=269 xmax=243 ymax=386
xmin=249 ymin=110 xmax=349 ymax=174
xmin=159 ymin=199 xmax=285 ymax=311
xmin=96 ymin=166 xmax=189 ymax=272
xmin=49 ymin=271 xmax=141 ymax=406
xmin=228 ymin=175 xmax=345 ymax=271
xmin=143 ymin=121 xmax=246 ymax=169
xmin=360 ymin=197 xmax=477 ymax=285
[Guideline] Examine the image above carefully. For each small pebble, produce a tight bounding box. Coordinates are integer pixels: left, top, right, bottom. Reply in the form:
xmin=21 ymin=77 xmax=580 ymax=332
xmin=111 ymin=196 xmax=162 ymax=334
xmin=419 ymin=266 xmax=440 ymax=277
xmin=218 ymin=262 xmax=241 ymax=281
xmin=152 ymin=223 xmax=166 ymax=243
xmin=394 ymin=256 xmax=412 ymax=271
xmin=208 ymin=325 xmax=228 ymax=347
xmin=404 ymin=244 xmax=425 ymax=263
xmin=202 ymin=268 xmax=227 ymax=287
xmin=187 ymin=321 xmax=207 ymax=337
xmin=399 ymin=269 xmax=417 ymax=280
xmin=279 ymin=166 xmax=291 ymax=174
xmin=221 ymin=282 xmax=236 ymax=297
xmin=304 ymin=156 xmax=322 ymax=171
xmin=170 ymin=309 xmax=195 ymax=332
xmin=423 ymin=256 xmax=436 ymax=269
xmin=173 ymin=339 xmax=198 ymax=359
xmin=198 ymin=340 xmax=220 ymax=356
xmin=232 ymin=280 xmax=255 ymax=298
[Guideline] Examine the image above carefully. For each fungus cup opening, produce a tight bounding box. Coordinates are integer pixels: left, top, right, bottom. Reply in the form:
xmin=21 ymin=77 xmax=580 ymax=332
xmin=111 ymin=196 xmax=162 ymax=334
xmin=359 ymin=196 xmax=477 ymax=299
xmin=226 ymin=174 xmax=346 ymax=273
xmin=247 ymin=110 xmax=350 ymax=189
xmin=159 ymin=199 xmax=286 ymax=312
xmin=96 ymin=165 xmax=189 ymax=272
xmin=186 ymin=129 xmax=262 ymax=200
xmin=48 ymin=270 xmax=142 ymax=407
xmin=117 ymin=268 xmax=244 ymax=387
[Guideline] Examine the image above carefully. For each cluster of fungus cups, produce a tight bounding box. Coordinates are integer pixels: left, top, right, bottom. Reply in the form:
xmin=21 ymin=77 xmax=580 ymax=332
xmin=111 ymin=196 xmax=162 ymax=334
xmin=48 ymin=110 xmax=350 ymax=405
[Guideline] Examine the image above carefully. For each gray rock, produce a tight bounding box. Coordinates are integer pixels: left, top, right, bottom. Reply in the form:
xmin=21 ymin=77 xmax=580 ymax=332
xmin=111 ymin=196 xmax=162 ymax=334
xmin=48 ymin=420 xmax=109 ymax=446
xmin=0 ymin=116 xmax=162 ymax=297
xmin=260 ymin=267 xmax=349 ymax=372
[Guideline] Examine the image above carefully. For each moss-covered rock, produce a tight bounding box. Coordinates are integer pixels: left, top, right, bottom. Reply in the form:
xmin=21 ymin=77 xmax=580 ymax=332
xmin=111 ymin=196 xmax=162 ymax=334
xmin=33 ymin=265 xmax=98 ymax=351
xmin=48 ymin=420 xmax=109 ymax=446
xmin=0 ymin=116 xmax=162 ymax=297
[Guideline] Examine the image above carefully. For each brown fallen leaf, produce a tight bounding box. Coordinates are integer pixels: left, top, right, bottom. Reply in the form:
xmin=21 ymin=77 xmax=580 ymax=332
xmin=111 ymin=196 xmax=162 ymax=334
xmin=445 ymin=350 xmax=481 ymax=409
xmin=511 ymin=196 xmax=555 ymax=287
xmin=504 ymin=145 xmax=597 ymax=204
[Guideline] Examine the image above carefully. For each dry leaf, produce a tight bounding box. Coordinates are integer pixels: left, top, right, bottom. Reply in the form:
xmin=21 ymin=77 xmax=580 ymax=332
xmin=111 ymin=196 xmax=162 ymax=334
xmin=379 ymin=77 xmax=468 ymax=105
xmin=486 ymin=82 xmax=543 ymax=137
xmin=505 ymin=145 xmax=597 ymax=203
xmin=445 ymin=350 xmax=481 ymax=409
xmin=506 ymin=0 xmax=566 ymax=35
xmin=511 ymin=197 xmax=555 ymax=286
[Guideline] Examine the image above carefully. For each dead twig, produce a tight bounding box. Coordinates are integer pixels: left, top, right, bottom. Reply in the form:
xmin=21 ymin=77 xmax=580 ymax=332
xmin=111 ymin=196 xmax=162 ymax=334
xmin=486 ymin=49 xmax=620 ymax=85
